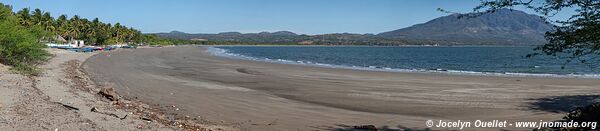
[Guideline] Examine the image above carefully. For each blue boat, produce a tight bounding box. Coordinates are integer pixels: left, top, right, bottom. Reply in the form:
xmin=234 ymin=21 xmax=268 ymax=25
xmin=80 ymin=47 xmax=95 ymax=52
xmin=57 ymin=46 xmax=75 ymax=49
xmin=121 ymin=45 xmax=137 ymax=49
xmin=104 ymin=46 xmax=115 ymax=51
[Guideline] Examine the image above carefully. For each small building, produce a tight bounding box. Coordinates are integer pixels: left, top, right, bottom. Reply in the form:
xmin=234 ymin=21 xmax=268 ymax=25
xmin=112 ymin=44 xmax=129 ymax=48
xmin=69 ymin=40 xmax=85 ymax=47
xmin=46 ymin=40 xmax=85 ymax=48
xmin=45 ymin=36 xmax=86 ymax=48
xmin=190 ymin=38 xmax=208 ymax=41
xmin=52 ymin=35 xmax=68 ymax=43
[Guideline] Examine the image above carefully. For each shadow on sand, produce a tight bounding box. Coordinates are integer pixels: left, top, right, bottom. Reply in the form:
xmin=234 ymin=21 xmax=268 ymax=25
xmin=527 ymin=95 xmax=600 ymax=113
xmin=313 ymin=95 xmax=599 ymax=131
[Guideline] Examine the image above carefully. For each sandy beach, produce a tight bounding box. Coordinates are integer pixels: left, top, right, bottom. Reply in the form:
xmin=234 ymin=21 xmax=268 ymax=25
xmin=0 ymin=49 xmax=174 ymax=130
xmin=0 ymin=48 xmax=236 ymax=130
xmin=83 ymin=46 xmax=600 ymax=130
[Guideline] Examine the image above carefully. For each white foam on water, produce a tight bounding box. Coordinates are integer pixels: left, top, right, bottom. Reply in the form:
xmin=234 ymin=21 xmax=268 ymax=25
xmin=206 ymin=46 xmax=600 ymax=79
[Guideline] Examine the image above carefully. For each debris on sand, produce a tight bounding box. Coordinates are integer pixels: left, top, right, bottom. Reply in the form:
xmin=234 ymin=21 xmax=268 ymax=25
xmin=136 ymin=124 xmax=145 ymax=129
xmin=141 ymin=117 xmax=152 ymax=121
xmin=90 ymin=107 xmax=98 ymax=112
xmin=62 ymin=60 xmax=90 ymax=91
xmin=352 ymin=125 xmax=378 ymax=131
xmin=90 ymin=107 xmax=128 ymax=120
xmin=55 ymin=102 xmax=79 ymax=111
xmin=98 ymin=86 xmax=118 ymax=101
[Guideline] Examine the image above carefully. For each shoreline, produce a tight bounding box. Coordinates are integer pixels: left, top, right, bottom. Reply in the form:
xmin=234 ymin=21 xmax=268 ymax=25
xmin=198 ymin=44 xmax=539 ymax=47
xmin=207 ymin=46 xmax=599 ymax=79
xmin=78 ymin=48 xmax=237 ymax=130
xmin=84 ymin=46 xmax=600 ymax=130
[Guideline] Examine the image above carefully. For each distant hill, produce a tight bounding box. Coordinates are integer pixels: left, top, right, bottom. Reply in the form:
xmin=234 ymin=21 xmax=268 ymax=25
xmin=153 ymin=9 xmax=554 ymax=45
xmin=153 ymin=31 xmax=304 ymax=43
xmin=153 ymin=31 xmax=447 ymax=45
xmin=378 ymin=9 xmax=554 ymax=44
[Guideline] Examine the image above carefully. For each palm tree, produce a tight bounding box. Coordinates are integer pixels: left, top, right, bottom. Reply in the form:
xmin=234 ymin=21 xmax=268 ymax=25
xmin=65 ymin=23 xmax=80 ymax=40
xmin=31 ymin=8 xmax=43 ymax=26
xmin=56 ymin=15 xmax=67 ymax=24
xmin=55 ymin=15 xmax=67 ymax=36
xmin=67 ymin=15 xmax=82 ymax=40
xmin=113 ymin=23 xmax=123 ymax=43
xmin=54 ymin=15 xmax=69 ymax=40
xmin=10 ymin=7 xmax=149 ymax=45
xmin=125 ymin=27 xmax=138 ymax=43
xmin=16 ymin=8 xmax=31 ymax=26
xmin=41 ymin=12 xmax=54 ymax=32
xmin=101 ymin=23 xmax=113 ymax=44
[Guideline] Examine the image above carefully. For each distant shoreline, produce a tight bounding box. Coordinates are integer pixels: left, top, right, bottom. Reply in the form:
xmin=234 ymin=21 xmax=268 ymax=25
xmin=196 ymin=44 xmax=539 ymax=47
xmin=206 ymin=45 xmax=599 ymax=79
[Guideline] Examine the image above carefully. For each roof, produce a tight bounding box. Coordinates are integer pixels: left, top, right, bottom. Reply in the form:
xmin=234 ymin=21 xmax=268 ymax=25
xmin=53 ymin=35 xmax=67 ymax=42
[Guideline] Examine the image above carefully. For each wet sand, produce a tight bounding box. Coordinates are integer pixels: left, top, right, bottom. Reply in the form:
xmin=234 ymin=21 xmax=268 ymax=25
xmin=84 ymin=46 xmax=600 ymax=130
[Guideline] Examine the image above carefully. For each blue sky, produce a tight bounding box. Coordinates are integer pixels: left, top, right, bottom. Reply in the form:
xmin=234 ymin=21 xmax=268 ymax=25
xmin=0 ymin=0 xmax=571 ymax=34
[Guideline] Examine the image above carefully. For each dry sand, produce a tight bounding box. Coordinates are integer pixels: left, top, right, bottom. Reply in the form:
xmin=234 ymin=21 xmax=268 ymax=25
xmin=0 ymin=48 xmax=235 ymax=130
xmin=83 ymin=46 xmax=600 ymax=131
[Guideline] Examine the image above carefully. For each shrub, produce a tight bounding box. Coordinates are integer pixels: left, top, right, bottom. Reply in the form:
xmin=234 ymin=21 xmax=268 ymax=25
xmin=562 ymin=103 xmax=600 ymax=130
xmin=0 ymin=3 xmax=50 ymax=75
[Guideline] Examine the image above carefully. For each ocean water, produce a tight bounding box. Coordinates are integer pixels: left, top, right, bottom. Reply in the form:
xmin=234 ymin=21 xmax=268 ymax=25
xmin=207 ymin=46 xmax=600 ymax=78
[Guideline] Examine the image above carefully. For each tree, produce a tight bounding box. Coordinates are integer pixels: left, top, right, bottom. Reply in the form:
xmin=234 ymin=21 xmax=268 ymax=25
xmin=0 ymin=3 xmax=50 ymax=75
xmin=10 ymin=3 xmax=148 ymax=45
xmin=56 ymin=15 xmax=67 ymax=38
xmin=113 ymin=22 xmax=123 ymax=43
xmin=16 ymin=8 xmax=31 ymax=26
xmin=31 ymin=8 xmax=42 ymax=26
xmin=67 ymin=15 xmax=82 ymax=40
xmin=474 ymin=1 xmax=600 ymax=130
xmin=473 ymin=0 xmax=600 ymax=67
xmin=41 ymin=12 xmax=54 ymax=32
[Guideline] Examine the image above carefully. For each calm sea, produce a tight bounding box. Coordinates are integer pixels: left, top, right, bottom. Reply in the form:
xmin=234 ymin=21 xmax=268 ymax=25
xmin=207 ymin=46 xmax=600 ymax=78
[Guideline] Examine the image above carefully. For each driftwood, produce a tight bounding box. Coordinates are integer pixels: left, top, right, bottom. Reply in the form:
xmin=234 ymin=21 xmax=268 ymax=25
xmin=98 ymin=86 xmax=118 ymax=101
xmin=91 ymin=107 xmax=127 ymax=120
xmin=141 ymin=117 xmax=152 ymax=121
xmin=54 ymin=102 xmax=79 ymax=111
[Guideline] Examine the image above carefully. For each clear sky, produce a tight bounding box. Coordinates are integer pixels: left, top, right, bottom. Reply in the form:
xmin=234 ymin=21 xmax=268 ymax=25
xmin=0 ymin=0 xmax=568 ymax=34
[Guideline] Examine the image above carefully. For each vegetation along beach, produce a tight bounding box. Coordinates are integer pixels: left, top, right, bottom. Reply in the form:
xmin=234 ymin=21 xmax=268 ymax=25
xmin=1 ymin=0 xmax=600 ymax=131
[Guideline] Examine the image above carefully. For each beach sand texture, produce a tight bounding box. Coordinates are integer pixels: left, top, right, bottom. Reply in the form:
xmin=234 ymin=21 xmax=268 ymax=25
xmin=84 ymin=46 xmax=600 ymax=130
xmin=0 ymin=49 xmax=176 ymax=130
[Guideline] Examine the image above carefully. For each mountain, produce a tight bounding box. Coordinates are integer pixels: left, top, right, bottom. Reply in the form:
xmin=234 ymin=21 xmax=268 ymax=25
xmin=153 ymin=9 xmax=554 ymax=45
xmin=378 ymin=9 xmax=554 ymax=44
xmin=153 ymin=31 xmax=302 ymax=43
xmin=157 ymin=31 xmax=297 ymax=39
xmin=153 ymin=31 xmax=443 ymax=45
